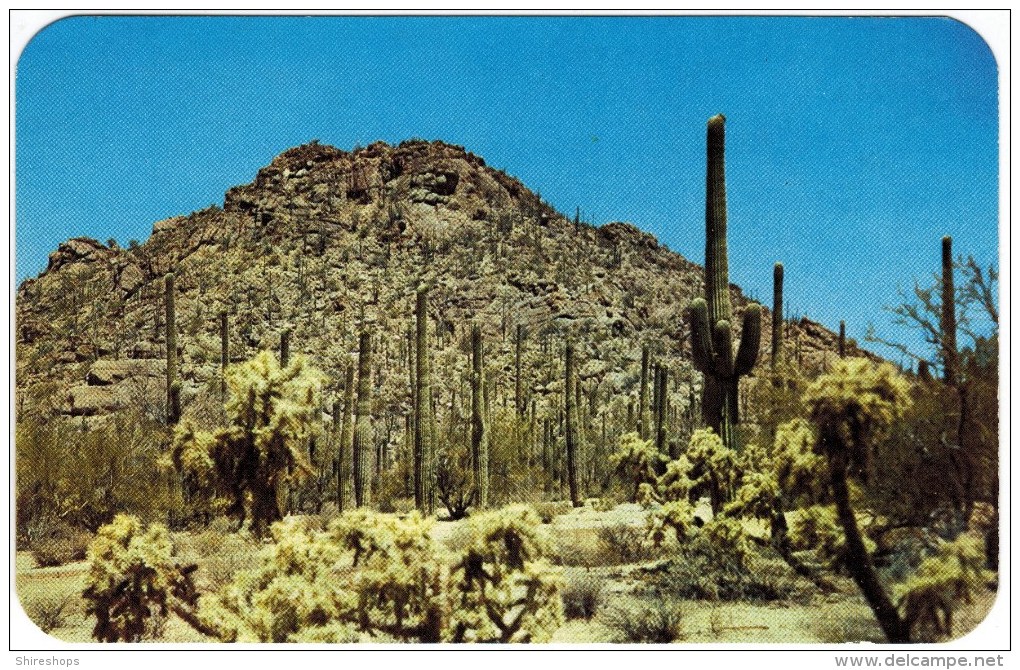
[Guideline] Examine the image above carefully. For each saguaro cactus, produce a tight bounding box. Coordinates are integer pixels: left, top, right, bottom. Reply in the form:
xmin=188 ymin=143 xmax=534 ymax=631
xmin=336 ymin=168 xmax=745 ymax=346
xmin=352 ymin=331 xmax=373 ymax=507
xmin=564 ymin=341 xmax=581 ymax=507
xmin=164 ymin=273 xmax=179 ymax=425
xmin=941 ymin=235 xmax=958 ymax=384
xmin=337 ymin=362 xmax=355 ymax=512
xmin=219 ymin=310 xmax=229 ymax=398
xmin=414 ymin=287 xmax=436 ymax=514
xmin=655 ymin=364 xmax=669 ymax=457
xmin=514 ymin=323 xmax=525 ymax=417
xmin=687 ymin=115 xmax=762 ymax=450
xmin=638 ymin=345 xmax=650 ymax=438
xmin=838 ymin=321 xmax=846 ymax=359
xmin=280 ymin=327 xmax=291 ymax=367
xmin=471 ymin=324 xmax=489 ymax=508
xmin=772 ymin=263 xmax=783 ymax=368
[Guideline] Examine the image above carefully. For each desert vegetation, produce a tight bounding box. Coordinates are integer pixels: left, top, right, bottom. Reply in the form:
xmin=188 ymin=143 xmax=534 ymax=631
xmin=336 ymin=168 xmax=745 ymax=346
xmin=15 ymin=117 xmax=997 ymax=644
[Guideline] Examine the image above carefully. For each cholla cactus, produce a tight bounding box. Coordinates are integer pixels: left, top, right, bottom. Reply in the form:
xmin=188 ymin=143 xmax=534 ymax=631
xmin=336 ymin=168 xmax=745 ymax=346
xmin=686 ymin=427 xmax=740 ymax=515
xmin=608 ymin=432 xmax=665 ymax=503
xmin=199 ymin=511 xmax=445 ymax=643
xmin=896 ymin=534 xmax=992 ymax=640
xmin=82 ymin=515 xmax=197 ymax=642
xmin=171 ymin=351 xmax=323 ymax=537
xmin=447 ymin=506 xmax=563 ymax=643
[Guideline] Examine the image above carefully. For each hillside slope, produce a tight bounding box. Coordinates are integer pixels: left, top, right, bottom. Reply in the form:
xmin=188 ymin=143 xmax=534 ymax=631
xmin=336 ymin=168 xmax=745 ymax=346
xmin=15 ymin=139 xmax=858 ymax=440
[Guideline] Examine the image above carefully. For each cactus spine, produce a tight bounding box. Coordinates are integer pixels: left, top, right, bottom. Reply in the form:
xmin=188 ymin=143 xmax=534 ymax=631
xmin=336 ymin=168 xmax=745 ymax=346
xmin=414 ymin=287 xmax=436 ymax=514
xmin=687 ymin=115 xmax=762 ymax=450
xmin=838 ymin=320 xmax=846 ymax=358
xmin=564 ymin=341 xmax=581 ymax=507
xmin=470 ymin=323 xmax=489 ymax=508
xmin=337 ymin=362 xmax=355 ymax=512
xmin=164 ymin=273 xmax=179 ymax=425
xmin=352 ymin=331 xmax=373 ymax=507
xmin=941 ymin=236 xmax=958 ymax=384
xmin=772 ymin=263 xmax=783 ymax=368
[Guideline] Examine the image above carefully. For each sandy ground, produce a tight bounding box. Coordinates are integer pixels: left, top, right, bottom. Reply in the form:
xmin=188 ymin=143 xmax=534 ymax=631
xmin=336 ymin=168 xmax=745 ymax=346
xmin=14 ymin=504 xmax=998 ymax=645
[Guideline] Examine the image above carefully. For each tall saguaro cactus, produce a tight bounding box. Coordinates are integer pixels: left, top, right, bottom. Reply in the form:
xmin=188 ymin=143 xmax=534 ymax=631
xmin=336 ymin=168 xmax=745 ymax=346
xmin=838 ymin=321 xmax=847 ymax=359
xmin=772 ymin=263 xmax=783 ymax=368
xmin=280 ymin=328 xmax=291 ymax=367
xmin=165 ymin=273 xmax=180 ymax=425
xmin=336 ymin=362 xmax=355 ymax=513
xmin=941 ymin=235 xmax=958 ymax=384
xmin=564 ymin=341 xmax=581 ymax=507
xmin=352 ymin=331 xmax=373 ymax=507
xmin=471 ymin=324 xmax=489 ymax=508
xmin=687 ymin=115 xmax=762 ymax=450
xmin=514 ymin=323 xmax=525 ymax=418
xmin=638 ymin=345 xmax=651 ymax=438
xmin=218 ymin=309 xmax=229 ymax=399
xmin=414 ymin=287 xmax=436 ymax=514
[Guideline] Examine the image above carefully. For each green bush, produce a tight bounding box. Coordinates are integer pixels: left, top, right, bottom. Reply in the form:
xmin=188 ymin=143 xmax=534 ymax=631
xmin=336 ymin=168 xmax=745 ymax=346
xmin=561 ymin=572 xmax=605 ymax=621
xmin=31 ymin=521 xmax=92 ymax=567
xmin=601 ymin=597 xmax=685 ymax=643
xmin=650 ymin=528 xmax=806 ymax=603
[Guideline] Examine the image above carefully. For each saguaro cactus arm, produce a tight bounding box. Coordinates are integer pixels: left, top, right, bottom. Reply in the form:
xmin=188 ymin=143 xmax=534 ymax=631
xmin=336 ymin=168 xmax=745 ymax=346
xmin=734 ymin=304 xmax=762 ymax=377
xmin=689 ymin=299 xmax=715 ymax=373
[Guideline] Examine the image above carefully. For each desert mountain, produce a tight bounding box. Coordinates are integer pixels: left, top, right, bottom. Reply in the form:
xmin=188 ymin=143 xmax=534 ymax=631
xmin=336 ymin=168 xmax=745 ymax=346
xmin=15 ymin=139 xmax=858 ymax=435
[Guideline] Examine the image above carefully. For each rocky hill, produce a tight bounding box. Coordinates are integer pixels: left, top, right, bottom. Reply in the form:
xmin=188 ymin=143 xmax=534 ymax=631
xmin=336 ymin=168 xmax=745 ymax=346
xmin=15 ymin=139 xmax=860 ymax=438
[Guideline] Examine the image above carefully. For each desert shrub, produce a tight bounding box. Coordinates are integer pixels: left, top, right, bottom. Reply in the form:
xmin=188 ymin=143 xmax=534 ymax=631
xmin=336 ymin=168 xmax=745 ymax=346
xmin=31 ymin=521 xmax=92 ymax=567
xmin=598 ymin=522 xmax=656 ymax=564
xmin=17 ymin=413 xmax=174 ymax=537
xmin=650 ymin=524 xmax=805 ymax=603
xmin=561 ymin=572 xmax=605 ymax=620
xmin=601 ymin=596 xmax=685 ymax=643
xmin=82 ymin=515 xmax=197 ymax=642
xmin=895 ymin=534 xmax=994 ymax=641
xmin=23 ymin=592 xmax=77 ymax=633
xmin=447 ymin=506 xmax=563 ymax=642
xmin=532 ymin=500 xmax=572 ymax=524
xmin=175 ymin=524 xmax=261 ymax=593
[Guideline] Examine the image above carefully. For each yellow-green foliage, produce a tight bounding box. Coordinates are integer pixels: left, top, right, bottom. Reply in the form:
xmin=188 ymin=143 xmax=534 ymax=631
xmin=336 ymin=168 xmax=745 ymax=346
xmin=199 ymin=511 xmax=443 ymax=642
xmin=657 ymin=455 xmax=696 ymax=502
xmin=803 ymin=359 xmax=911 ymax=468
xmin=647 ymin=500 xmax=696 ymax=548
xmin=685 ymin=428 xmax=741 ymax=510
xmin=197 ymin=506 xmax=562 ymax=643
xmin=895 ymin=534 xmax=993 ymax=640
xmin=789 ymin=505 xmax=875 ymax=567
xmin=771 ymin=418 xmax=827 ymax=502
xmin=701 ymin=517 xmax=754 ymax=568
xmin=723 ymin=471 xmax=781 ymax=521
xmin=448 ymin=505 xmax=563 ymax=642
xmin=171 ymin=351 xmax=324 ymax=536
xmin=609 ymin=433 xmax=666 ymax=502
xmin=83 ymin=515 xmax=192 ymax=642
xmin=327 ymin=510 xmax=446 ymax=641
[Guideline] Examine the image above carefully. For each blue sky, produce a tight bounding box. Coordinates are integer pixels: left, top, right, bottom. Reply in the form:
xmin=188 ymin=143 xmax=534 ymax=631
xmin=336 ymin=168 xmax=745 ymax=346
xmin=14 ymin=15 xmax=999 ymax=363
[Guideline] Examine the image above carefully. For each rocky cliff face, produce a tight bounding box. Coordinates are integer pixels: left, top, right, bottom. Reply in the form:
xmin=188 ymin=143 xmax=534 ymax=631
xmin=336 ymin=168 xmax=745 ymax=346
xmin=15 ymin=139 xmax=862 ymax=431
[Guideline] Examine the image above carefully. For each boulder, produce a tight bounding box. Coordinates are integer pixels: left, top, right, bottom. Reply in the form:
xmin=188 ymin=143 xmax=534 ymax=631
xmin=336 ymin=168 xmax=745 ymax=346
xmin=86 ymin=359 xmax=165 ymax=386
